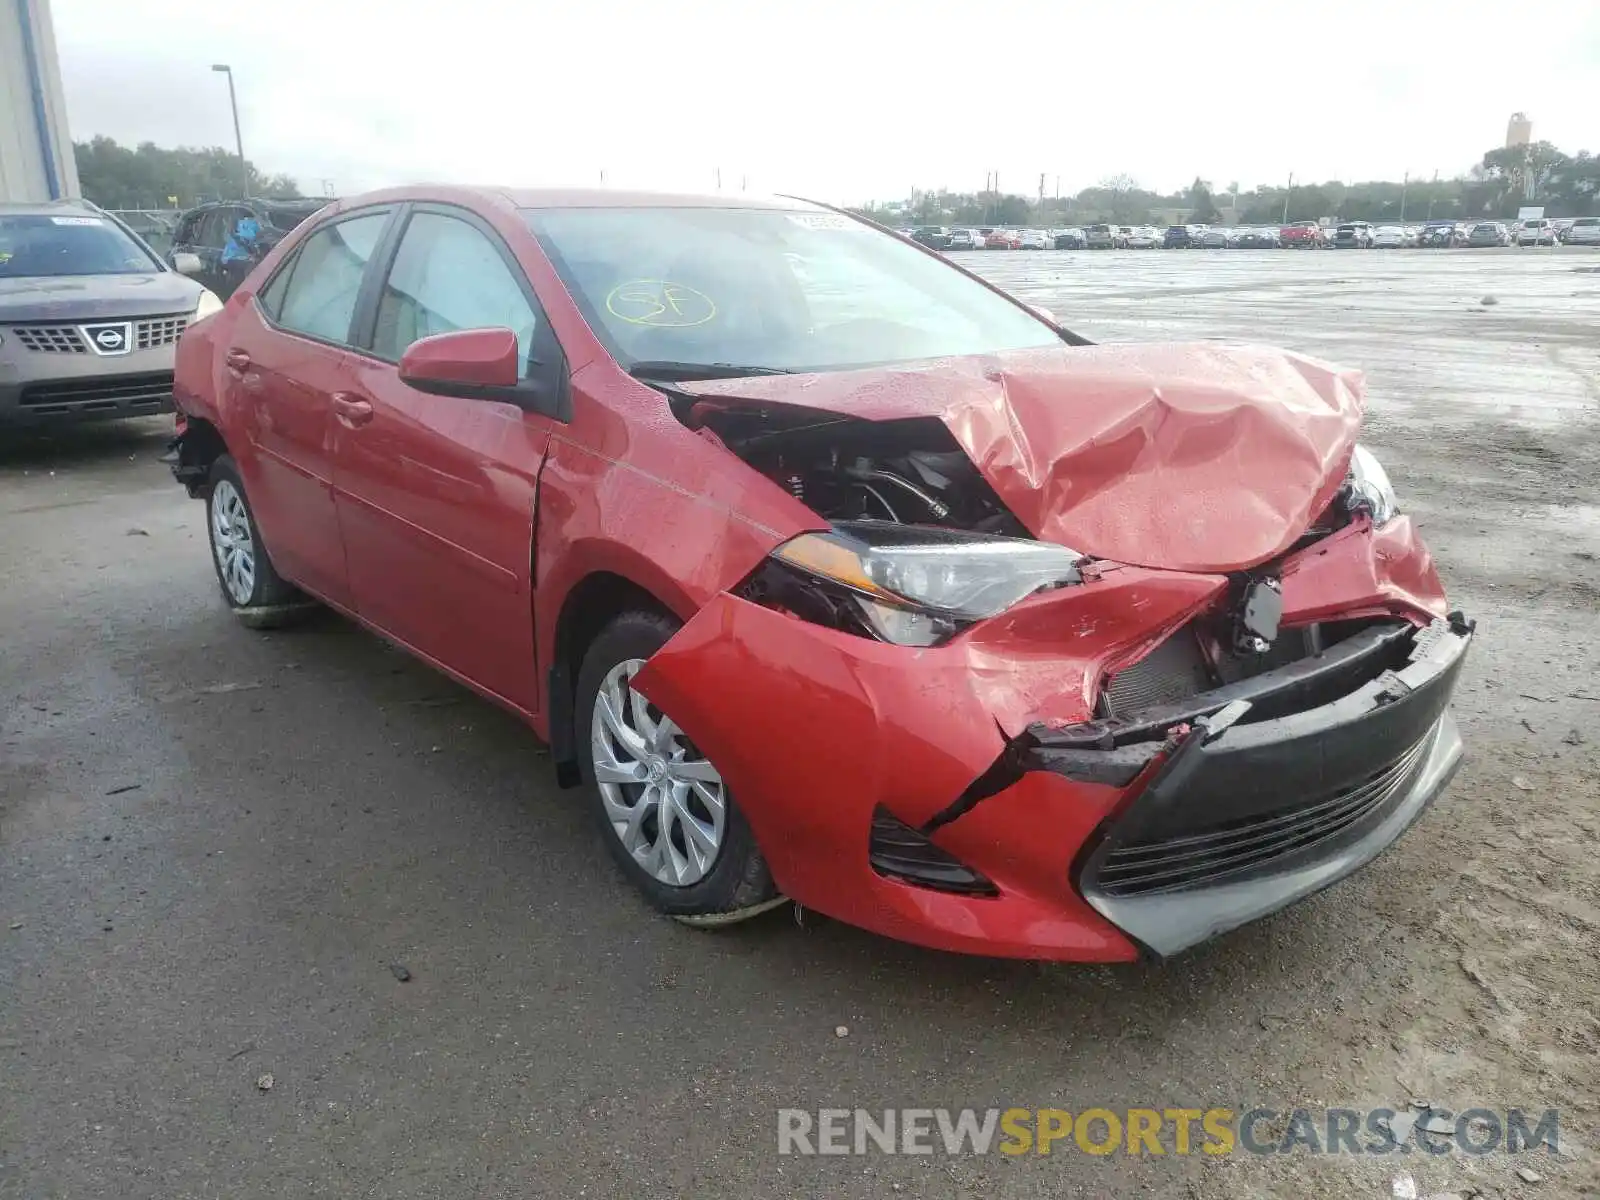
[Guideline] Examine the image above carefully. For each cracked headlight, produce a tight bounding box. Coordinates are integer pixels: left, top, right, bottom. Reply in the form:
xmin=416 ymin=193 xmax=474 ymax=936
xmin=768 ymin=521 xmax=1083 ymax=647
xmin=194 ymin=288 xmax=223 ymax=320
xmin=1345 ymin=444 xmax=1399 ymax=526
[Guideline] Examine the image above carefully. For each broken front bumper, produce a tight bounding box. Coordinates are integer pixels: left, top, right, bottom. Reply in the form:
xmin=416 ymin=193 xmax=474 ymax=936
xmin=633 ymin=570 xmax=1470 ymax=961
xmin=1071 ymin=616 xmax=1470 ymax=957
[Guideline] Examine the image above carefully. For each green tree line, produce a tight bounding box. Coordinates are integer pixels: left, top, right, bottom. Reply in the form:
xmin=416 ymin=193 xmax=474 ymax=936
xmin=74 ymin=136 xmax=302 ymax=209
xmin=856 ymin=141 xmax=1600 ymax=227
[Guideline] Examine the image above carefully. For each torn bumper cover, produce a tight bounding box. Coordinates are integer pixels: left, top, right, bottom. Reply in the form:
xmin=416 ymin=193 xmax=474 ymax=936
xmin=633 ymin=584 xmax=1471 ymax=962
xmin=1071 ymin=613 xmax=1470 ymax=957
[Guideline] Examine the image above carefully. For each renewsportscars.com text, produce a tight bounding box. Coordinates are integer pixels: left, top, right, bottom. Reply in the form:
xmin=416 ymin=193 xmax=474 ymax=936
xmin=777 ymin=1107 xmax=1562 ymax=1157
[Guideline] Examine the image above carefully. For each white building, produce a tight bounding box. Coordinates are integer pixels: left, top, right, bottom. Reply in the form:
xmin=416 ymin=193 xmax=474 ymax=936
xmin=0 ymin=0 xmax=78 ymax=202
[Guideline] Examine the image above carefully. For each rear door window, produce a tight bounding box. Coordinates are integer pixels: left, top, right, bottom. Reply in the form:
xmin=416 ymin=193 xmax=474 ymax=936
xmin=257 ymin=250 xmax=296 ymax=321
xmin=198 ymin=210 xmax=233 ymax=249
xmin=273 ymin=210 xmax=392 ymax=345
xmin=189 ymin=211 xmax=217 ymax=247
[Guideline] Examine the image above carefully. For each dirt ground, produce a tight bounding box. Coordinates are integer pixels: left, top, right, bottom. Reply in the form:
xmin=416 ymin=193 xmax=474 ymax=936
xmin=2 ymin=247 xmax=1597 ymax=1199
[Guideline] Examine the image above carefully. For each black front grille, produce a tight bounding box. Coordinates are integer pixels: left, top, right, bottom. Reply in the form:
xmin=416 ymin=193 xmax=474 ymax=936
xmin=134 ymin=314 xmax=189 ymax=349
xmin=1093 ymin=734 xmax=1430 ymax=897
xmin=10 ymin=324 xmax=88 ymax=353
xmin=7 ymin=315 xmax=189 ymax=354
xmin=18 ymin=371 xmax=174 ymax=413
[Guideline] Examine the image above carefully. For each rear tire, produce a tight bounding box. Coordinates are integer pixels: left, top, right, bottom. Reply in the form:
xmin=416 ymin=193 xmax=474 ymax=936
xmin=576 ymin=610 xmax=780 ymax=924
xmin=205 ymin=455 xmax=309 ymax=628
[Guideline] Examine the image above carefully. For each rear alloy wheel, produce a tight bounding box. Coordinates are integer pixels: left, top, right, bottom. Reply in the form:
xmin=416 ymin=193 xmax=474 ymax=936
xmin=205 ymin=455 xmax=308 ymax=628
xmin=576 ymin=611 xmax=781 ymax=924
xmin=210 ymin=477 xmax=257 ymax=607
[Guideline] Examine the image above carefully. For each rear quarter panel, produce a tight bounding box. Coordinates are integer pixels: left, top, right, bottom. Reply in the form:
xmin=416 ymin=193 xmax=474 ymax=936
xmin=172 ymin=315 xmax=224 ymax=425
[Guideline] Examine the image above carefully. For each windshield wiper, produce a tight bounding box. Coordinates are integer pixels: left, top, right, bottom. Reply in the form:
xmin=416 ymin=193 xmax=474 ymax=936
xmin=627 ymin=360 xmax=793 ymax=382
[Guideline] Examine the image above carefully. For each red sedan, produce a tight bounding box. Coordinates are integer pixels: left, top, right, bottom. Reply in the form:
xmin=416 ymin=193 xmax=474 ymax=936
xmin=168 ymin=187 xmax=1471 ymax=960
xmin=1279 ymin=220 xmax=1328 ymax=248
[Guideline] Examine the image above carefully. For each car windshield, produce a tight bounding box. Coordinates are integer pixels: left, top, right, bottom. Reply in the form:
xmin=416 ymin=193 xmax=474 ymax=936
xmin=524 ymin=206 xmax=1062 ymax=374
xmin=0 ymin=213 xmax=158 ymax=277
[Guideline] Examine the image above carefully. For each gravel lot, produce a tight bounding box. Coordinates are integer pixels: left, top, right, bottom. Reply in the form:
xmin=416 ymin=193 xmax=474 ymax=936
xmin=3 ymin=248 xmax=1597 ymax=1199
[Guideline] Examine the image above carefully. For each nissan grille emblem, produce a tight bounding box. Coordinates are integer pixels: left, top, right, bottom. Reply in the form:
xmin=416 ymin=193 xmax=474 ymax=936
xmin=81 ymin=322 xmax=133 ymax=355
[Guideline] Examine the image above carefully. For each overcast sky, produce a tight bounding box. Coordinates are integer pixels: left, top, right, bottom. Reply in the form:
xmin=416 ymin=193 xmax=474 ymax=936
xmin=51 ymin=0 xmax=1599 ymax=205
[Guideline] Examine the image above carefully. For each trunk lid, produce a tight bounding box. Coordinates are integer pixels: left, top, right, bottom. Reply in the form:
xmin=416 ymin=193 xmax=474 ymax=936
xmin=683 ymin=342 xmax=1363 ymax=574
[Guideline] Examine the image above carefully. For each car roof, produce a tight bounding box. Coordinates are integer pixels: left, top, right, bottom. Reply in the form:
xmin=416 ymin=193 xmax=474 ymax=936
xmin=501 ymin=187 xmax=826 ymax=211
xmin=303 ymin=185 xmax=831 ymax=221
xmin=186 ymin=197 xmax=329 ymax=210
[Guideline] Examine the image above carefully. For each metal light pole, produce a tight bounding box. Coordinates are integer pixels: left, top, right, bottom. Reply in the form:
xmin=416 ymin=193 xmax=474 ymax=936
xmin=211 ymin=64 xmax=247 ymax=199
xmin=1281 ymin=172 xmax=1293 ymax=224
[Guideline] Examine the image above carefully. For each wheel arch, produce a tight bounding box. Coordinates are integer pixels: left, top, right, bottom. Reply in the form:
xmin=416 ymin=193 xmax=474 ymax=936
xmin=172 ymin=415 xmax=230 ymax=497
xmin=545 ymin=568 xmax=686 ymax=788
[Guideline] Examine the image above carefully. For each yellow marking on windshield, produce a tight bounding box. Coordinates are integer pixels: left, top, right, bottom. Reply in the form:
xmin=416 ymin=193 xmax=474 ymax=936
xmin=605 ymin=280 xmax=716 ymax=327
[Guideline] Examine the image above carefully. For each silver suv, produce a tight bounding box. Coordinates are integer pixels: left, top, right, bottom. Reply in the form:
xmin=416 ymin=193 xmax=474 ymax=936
xmin=1560 ymin=217 xmax=1599 ymax=246
xmin=0 ymin=200 xmax=216 ymax=428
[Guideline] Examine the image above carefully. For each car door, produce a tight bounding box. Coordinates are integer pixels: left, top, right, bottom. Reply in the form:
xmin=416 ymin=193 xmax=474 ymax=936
xmin=222 ymin=206 xmax=397 ymax=610
xmin=190 ymin=209 xmax=228 ymax=294
xmin=212 ymin=206 xmax=262 ymax=296
xmin=332 ymin=204 xmax=562 ymax=713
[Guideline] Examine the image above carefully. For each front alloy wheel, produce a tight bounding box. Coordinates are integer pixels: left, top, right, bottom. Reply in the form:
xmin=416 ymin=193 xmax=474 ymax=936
xmin=591 ymin=659 xmax=726 ymax=886
xmin=575 ymin=610 xmax=779 ymax=923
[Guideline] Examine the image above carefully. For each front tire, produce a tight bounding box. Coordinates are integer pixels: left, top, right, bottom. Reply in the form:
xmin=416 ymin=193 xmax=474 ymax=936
xmin=205 ymin=455 xmax=307 ymax=628
xmin=576 ymin=610 xmax=780 ymax=924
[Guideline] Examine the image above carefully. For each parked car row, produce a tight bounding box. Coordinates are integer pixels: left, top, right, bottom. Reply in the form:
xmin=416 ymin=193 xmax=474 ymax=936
xmin=907 ymin=217 xmax=1597 ymax=252
xmin=915 ymin=224 xmax=1173 ymax=251
xmin=1411 ymin=218 xmax=1585 ymax=247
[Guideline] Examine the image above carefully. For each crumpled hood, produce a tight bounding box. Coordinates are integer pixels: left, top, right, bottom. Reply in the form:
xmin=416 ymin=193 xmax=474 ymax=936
xmin=683 ymin=342 xmax=1364 ymax=573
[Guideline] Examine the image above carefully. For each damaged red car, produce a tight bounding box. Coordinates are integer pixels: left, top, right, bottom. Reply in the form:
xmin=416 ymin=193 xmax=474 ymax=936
xmin=168 ymin=187 xmax=1472 ymax=961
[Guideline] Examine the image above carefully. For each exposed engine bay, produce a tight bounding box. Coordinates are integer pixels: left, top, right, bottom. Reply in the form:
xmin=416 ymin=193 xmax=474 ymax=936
xmin=692 ymin=408 xmax=1030 ymax=536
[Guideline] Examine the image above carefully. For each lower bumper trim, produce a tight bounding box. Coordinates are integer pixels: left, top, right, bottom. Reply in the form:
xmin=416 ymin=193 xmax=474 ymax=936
xmin=1074 ymin=617 xmax=1471 ymax=957
xmin=1084 ymin=712 xmax=1462 ymax=958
